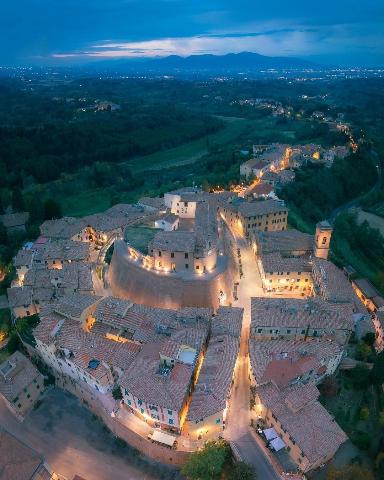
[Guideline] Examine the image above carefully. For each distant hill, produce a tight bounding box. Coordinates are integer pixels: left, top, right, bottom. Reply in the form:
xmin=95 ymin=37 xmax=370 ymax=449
xmin=86 ymin=51 xmax=318 ymax=74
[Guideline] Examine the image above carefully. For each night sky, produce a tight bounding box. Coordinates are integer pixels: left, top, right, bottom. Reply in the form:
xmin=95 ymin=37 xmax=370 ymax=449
xmin=1 ymin=0 xmax=383 ymax=66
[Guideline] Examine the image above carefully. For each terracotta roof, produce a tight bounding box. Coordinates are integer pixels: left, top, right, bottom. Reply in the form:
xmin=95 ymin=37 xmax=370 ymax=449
xmin=187 ymin=333 xmax=239 ymax=421
xmin=83 ymin=204 xmax=145 ymax=233
xmin=121 ymin=341 xmax=194 ymax=411
xmin=211 ymin=307 xmax=243 ymax=338
xmin=24 ymin=263 xmax=94 ymax=297
xmin=36 ymin=313 xmax=141 ymax=383
xmin=0 ymin=351 xmax=42 ymax=403
xmin=0 ymin=428 xmax=45 ymax=480
xmin=256 ymin=382 xmax=347 ymax=466
xmin=249 ymin=338 xmax=342 ymax=388
xmin=138 ymin=197 xmax=166 ymax=210
xmin=237 ymin=199 xmax=287 ymax=218
xmin=14 ymin=249 xmax=34 ymax=268
xmin=250 ymin=183 xmax=274 ymax=196
xmin=7 ymin=286 xmax=33 ymax=308
xmin=92 ymin=297 xmax=211 ymax=344
xmin=40 ymin=217 xmax=86 ymax=239
xmin=53 ymin=294 xmax=102 ymax=320
xmin=34 ymin=240 xmax=89 ymax=263
xmin=251 ymin=297 xmax=354 ymax=332
xmin=353 ymin=278 xmax=380 ymax=299
xmin=159 ymin=213 xmax=179 ymax=224
xmin=312 ymin=259 xmax=358 ymax=304
xmin=253 ymin=229 xmax=313 ymax=255
xmin=261 ymin=252 xmax=312 ymax=273
xmin=151 ymin=231 xmax=196 ymax=253
xmin=242 ymin=158 xmax=270 ymax=169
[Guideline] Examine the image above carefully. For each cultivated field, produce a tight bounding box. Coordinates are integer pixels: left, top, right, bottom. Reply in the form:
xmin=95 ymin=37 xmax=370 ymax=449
xmin=358 ymin=208 xmax=384 ymax=236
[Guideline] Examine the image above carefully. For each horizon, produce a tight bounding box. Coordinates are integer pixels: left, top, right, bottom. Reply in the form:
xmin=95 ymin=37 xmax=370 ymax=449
xmin=1 ymin=0 xmax=383 ymax=67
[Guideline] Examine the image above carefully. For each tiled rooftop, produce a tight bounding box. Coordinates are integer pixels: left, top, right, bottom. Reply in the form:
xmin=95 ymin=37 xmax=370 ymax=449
xmin=92 ymin=297 xmax=211 ymax=344
xmin=237 ymin=199 xmax=288 ymax=218
xmin=312 ymin=259 xmax=358 ymax=304
xmin=211 ymin=306 xmax=243 ymax=338
xmin=151 ymin=230 xmax=196 ymax=252
xmin=14 ymin=249 xmax=34 ymax=268
xmin=256 ymin=382 xmax=347 ymax=465
xmin=0 ymin=428 xmax=44 ymax=480
xmin=251 ymin=297 xmax=354 ymax=332
xmin=7 ymin=286 xmax=33 ymax=308
xmin=0 ymin=351 xmax=42 ymax=403
xmin=121 ymin=341 xmax=194 ymax=411
xmin=53 ymin=294 xmax=102 ymax=320
xmin=260 ymin=252 xmax=312 ymax=273
xmin=40 ymin=216 xmax=86 ymax=239
xmin=138 ymin=196 xmax=166 ymax=210
xmin=34 ymin=239 xmax=90 ymax=263
xmin=187 ymin=333 xmax=239 ymax=421
xmin=253 ymin=229 xmax=313 ymax=255
xmin=249 ymin=338 xmax=342 ymax=388
xmin=353 ymin=277 xmax=381 ymax=299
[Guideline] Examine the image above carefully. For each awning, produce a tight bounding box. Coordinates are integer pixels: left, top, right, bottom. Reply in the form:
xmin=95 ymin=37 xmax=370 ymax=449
xmin=151 ymin=430 xmax=176 ymax=447
xmin=264 ymin=427 xmax=278 ymax=441
xmin=270 ymin=436 xmax=286 ymax=452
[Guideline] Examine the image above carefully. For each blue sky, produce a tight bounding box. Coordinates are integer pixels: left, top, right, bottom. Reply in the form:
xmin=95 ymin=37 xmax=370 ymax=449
xmin=1 ymin=0 xmax=383 ymax=66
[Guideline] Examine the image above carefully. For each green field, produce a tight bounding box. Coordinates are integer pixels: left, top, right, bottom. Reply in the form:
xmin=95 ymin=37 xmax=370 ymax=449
xmin=127 ymin=116 xmax=256 ymax=173
xmin=54 ymin=116 xmax=288 ymax=217
xmin=366 ymin=201 xmax=384 ymax=218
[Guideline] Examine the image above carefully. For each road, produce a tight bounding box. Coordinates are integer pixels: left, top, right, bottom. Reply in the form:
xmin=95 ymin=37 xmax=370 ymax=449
xmin=224 ymin=231 xmax=281 ymax=480
xmin=0 ymin=389 xmax=159 ymax=480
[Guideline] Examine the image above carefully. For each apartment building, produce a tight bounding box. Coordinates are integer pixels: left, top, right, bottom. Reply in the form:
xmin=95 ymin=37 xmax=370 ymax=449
xmin=258 ymin=252 xmax=313 ymax=295
xmin=250 ymin=298 xmax=354 ymax=345
xmin=221 ymin=199 xmax=288 ymax=237
xmin=254 ymin=382 xmax=347 ymax=472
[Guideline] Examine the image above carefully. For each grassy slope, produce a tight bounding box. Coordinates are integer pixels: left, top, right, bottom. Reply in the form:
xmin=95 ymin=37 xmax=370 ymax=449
xmin=59 ymin=115 xmax=294 ymax=217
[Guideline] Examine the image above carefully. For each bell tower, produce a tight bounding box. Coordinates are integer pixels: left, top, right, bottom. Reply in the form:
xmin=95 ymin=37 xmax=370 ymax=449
xmin=314 ymin=221 xmax=333 ymax=259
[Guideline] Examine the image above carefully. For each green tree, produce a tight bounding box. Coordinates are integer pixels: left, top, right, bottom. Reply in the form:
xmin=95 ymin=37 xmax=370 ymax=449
xmin=182 ymin=440 xmax=231 ymax=480
xmin=359 ymin=406 xmax=370 ymax=420
xmin=356 ymin=341 xmax=373 ymax=362
xmin=371 ymin=351 xmax=384 ymax=385
xmin=362 ymin=332 xmax=376 ymax=347
xmin=11 ymin=187 xmax=26 ymax=212
xmin=348 ymin=364 xmax=371 ymax=389
xmin=0 ymin=222 xmax=7 ymax=245
xmin=43 ymin=198 xmax=62 ymax=220
xmin=112 ymin=385 xmax=123 ymax=400
xmin=378 ymin=411 xmax=384 ymax=426
xmin=229 ymin=461 xmax=256 ymax=480
xmin=28 ymin=194 xmax=44 ymax=225
xmin=376 ymin=452 xmax=384 ymax=477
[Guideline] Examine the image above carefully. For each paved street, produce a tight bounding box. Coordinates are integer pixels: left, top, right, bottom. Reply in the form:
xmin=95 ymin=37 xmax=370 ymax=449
xmin=0 ymin=388 xmax=165 ymax=480
xmin=224 ymin=229 xmax=281 ymax=480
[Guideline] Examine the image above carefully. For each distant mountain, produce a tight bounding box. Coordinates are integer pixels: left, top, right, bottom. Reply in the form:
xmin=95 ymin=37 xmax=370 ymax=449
xmin=86 ymin=52 xmax=318 ymax=74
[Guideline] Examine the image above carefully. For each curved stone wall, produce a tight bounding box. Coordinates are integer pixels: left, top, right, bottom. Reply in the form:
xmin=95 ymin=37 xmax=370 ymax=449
xmin=109 ymin=240 xmax=237 ymax=310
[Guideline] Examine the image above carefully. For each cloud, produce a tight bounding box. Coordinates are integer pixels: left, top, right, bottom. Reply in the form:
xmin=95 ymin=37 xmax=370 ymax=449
xmin=50 ymin=23 xmax=383 ymax=62
xmin=0 ymin=0 xmax=383 ymax=65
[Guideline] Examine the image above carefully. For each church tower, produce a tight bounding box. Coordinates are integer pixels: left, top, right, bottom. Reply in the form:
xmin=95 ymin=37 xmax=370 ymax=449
xmin=314 ymin=221 xmax=333 ymax=259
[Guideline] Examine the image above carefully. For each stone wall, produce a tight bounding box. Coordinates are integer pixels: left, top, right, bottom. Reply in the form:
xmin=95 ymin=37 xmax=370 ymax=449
xmin=109 ymin=239 xmax=238 ymax=310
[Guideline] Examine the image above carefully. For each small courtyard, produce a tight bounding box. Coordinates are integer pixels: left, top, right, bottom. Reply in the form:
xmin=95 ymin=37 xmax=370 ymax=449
xmin=124 ymin=224 xmax=161 ymax=255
